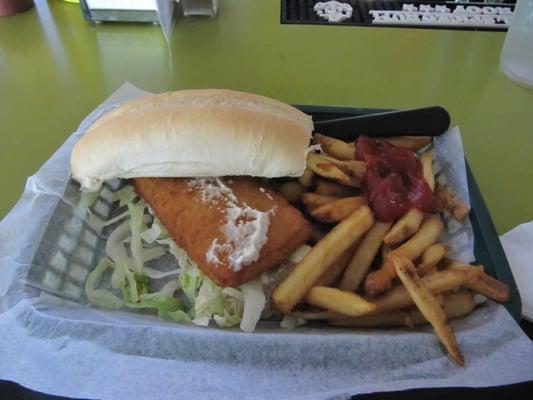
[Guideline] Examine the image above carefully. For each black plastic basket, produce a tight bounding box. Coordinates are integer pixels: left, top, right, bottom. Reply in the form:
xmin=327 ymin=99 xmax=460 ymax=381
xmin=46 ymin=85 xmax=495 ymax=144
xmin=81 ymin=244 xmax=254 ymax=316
xmin=26 ymin=105 xmax=521 ymax=322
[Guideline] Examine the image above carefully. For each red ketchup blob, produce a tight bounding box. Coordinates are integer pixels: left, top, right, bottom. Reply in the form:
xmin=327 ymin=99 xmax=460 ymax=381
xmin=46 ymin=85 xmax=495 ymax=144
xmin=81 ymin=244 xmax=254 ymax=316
xmin=355 ymin=136 xmax=433 ymax=221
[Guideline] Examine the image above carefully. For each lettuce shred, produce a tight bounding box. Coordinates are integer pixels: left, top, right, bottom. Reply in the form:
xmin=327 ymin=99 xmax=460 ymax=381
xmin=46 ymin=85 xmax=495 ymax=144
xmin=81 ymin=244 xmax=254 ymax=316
xmin=83 ymin=184 xmax=272 ymax=332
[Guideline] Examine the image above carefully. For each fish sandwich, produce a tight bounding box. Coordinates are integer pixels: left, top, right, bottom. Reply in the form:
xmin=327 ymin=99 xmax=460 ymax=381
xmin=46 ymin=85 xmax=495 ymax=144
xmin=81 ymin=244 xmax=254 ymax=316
xmin=70 ymin=89 xmax=315 ymax=330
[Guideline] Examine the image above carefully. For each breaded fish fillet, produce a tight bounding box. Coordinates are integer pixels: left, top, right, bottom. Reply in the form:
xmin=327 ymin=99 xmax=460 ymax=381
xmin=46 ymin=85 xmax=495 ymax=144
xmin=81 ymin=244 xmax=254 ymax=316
xmin=133 ymin=177 xmax=311 ymax=287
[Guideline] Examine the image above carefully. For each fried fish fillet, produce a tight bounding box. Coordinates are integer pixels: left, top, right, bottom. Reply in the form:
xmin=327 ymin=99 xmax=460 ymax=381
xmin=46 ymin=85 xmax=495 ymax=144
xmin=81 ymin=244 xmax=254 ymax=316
xmin=133 ymin=177 xmax=312 ymax=287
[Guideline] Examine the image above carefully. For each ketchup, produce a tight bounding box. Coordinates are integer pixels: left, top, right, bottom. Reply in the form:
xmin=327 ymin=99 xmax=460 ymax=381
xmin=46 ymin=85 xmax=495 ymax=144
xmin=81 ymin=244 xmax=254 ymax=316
xmin=355 ymin=136 xmax=433 ymax=221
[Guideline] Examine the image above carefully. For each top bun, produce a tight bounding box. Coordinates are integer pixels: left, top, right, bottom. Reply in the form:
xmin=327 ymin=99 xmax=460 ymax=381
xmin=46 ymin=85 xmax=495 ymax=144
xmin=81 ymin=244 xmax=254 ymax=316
xmin=71 ymin=89 xmax=314 ymax=191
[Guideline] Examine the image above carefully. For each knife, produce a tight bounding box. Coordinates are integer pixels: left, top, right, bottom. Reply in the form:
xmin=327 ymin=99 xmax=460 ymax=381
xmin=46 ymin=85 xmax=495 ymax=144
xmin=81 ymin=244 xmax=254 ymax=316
xmin=313 ymin=106 xmax=450 ymax=139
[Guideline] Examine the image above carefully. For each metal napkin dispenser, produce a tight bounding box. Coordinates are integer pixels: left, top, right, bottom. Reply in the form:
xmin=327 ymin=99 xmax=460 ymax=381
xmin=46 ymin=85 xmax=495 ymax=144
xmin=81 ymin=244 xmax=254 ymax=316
xmin=80 ymin=0 xmax=164 ymax=23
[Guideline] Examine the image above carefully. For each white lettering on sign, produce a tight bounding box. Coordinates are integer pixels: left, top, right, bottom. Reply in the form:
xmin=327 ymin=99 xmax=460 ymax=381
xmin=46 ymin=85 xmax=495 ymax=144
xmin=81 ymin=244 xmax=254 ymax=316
xmin=371 ymin=4 xmax=513 ymax=28
xmin=314 ymin=1 xmax=353 ymax=23
xmin=435 ymin=5 xmax=450 ymax=13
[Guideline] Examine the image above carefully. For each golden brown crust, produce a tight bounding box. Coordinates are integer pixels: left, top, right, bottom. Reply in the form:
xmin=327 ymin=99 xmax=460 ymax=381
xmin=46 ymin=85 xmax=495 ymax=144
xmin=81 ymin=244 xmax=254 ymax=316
xmin=133 ymin=177 xmax=312 ymax=287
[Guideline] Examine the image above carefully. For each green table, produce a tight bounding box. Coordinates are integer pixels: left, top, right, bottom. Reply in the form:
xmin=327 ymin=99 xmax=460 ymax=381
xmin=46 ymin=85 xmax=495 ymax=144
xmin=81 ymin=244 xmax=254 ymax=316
xmin=1 ymin=0 xmax=532 ymax=233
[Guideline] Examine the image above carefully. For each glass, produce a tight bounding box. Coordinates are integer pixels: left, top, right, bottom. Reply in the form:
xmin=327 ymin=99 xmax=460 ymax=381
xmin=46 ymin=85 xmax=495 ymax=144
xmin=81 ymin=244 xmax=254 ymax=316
xmin=500 ymin=0 xmax=533 ymax=87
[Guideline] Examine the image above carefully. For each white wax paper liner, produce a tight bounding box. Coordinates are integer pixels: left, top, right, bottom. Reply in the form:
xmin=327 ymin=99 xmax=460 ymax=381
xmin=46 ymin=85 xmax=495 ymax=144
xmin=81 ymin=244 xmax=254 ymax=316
xmin=1 ymin=82 xmax=532 ymax=400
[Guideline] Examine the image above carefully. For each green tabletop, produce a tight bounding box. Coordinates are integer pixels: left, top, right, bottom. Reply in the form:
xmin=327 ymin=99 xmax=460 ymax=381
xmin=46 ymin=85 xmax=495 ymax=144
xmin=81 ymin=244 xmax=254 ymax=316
xmin=1 ymin=0 xmax=532 ymax=234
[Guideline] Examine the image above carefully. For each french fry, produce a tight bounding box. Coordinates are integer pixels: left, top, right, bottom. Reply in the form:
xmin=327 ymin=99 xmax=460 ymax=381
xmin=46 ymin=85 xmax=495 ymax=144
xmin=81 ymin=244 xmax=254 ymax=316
xmin=272 ymin=206 xmax=374 ymax=313
xmin=307 ymin=153 xmax=355 ymax=185
xmin=420 ymin=243 xmax=450 ymax=265
xmin=393 ymin=256 xmax=464 ymax=366
xmin=339 ymin=221 xmax=392 ymax=292
xmin=379 ymin=136 xmax=432 ymax=151
xmin=313 ymin=133 xmax=356 ymax=160
xmin=319 ymin=155 xmax=366 ymax=185
xmin=365 ymin=214 xmax=444 ymax=296
xmin=448 ymin=263 xmax=510 ymax=303
xmin=420 ymin=152 xmax=435 ymax=191
xmin=315 ymin=179 xmax=358 ymax=197
xmin=306 ymin=286 xmax=376 ymax=317
xmin=384 ymin=213 xmax=444 ymax=264
xmin=310 ymin=196 xmax=366 ymax=223
xmin=443 ymin=259 xmax=475 ymax=269
xmin=417 ymin=243 xmax=450 ymax=276
xmin=302 ymin=193 xmax=341 ymax=212
xmin=434 ymin=184 xmax=470 ymax=221
xmin=417 ymin=263 xmax=438 ymax=277
xmin=270 ymin=133 xmax=510 ymax=365
xmin=328 ymin=291 xmax=476 ymax=328
xmin=315 ymin=241 xmax=359 ymax=287
xmin=338 ymin=161 xmax=366 ymax=184
xmin=441 ymin=290 xmax=477 ymax=319
xmin=298 ymin=167 xmax=314 ymax=187
xmin=383 ymin=208 xmax=425 ymax=246
xmin=279 ymin=181 xmax=304 ymax=203
xmin=371 ymin=267 xmax=481 ymax=314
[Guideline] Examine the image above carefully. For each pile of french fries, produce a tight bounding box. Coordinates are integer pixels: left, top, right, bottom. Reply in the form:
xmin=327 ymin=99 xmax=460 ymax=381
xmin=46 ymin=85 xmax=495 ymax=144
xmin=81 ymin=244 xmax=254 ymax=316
xmin=272 ymin=134 xmax=509 ymax=366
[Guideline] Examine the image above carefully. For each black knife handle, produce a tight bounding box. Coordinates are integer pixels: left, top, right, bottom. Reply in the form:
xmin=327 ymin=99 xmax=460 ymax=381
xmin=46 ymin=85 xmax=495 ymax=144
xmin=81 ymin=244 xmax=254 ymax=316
xmin=313 ymin=106 xmax=450 ymax=140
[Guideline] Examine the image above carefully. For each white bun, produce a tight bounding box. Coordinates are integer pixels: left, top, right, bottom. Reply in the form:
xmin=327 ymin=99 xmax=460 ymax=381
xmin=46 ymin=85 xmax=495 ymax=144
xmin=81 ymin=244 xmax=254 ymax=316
xmin=71 ymin=89 xmax=313 ymax=191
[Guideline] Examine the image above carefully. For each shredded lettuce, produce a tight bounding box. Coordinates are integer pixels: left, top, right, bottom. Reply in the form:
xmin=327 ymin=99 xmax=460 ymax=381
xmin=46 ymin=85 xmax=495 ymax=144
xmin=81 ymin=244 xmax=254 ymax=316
xmin=239 ymin=279 xmax=266 ymax=333
xmin=115 ymin=185 xmax=138 ymax=207
xmin=126 ymin=281 xmax=181 ymax=311
xmin=127 ymin=199 xmax=148 ymax=275
xmin=77 ymin=190 xmax=111 ymax=233
xmin=180 ymin=260 xmax=203 ymax=304
xmin=140 ymin=247 xmax=167 ymax=263
xmin=100 ymin=209 xmax=130 ymax=228
xmin=105 ymin=219 xmax=132 ymax=264
xmin=78 ymin=190 xmax=100 ymax=217
xmin=142 ymin=266 xmax=181 ymax=279
xmin=84 ymin=183 xmax=276 ymax=332
xmin=105 ymin=219 xmax=139 ymax=301
xmin=85 ymin=258 xmax=123 ymax=309
xmin=117 ymin=259 xmax=140 ymax=302
xmin=193 ymin=279 xmax=224 ymax=325
xmin=193 ymin=278 xmax=243 ymax=328
xmin=141 ymin=219 xmax=164 ymax=243
xmin=160 ymin=309 xmax=192 ymax=324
